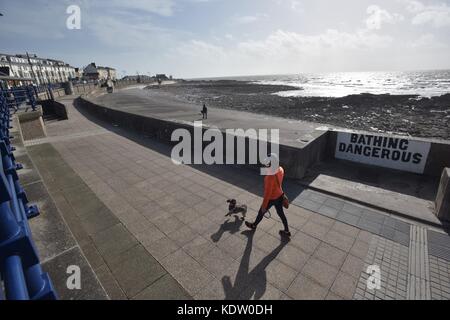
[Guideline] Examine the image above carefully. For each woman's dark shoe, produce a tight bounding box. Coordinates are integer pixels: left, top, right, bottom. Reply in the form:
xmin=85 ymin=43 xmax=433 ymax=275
xmin=279 ymin=230 xmax=291 ymax=237
xmin=245 ymin=221 xmax=256 ymax=230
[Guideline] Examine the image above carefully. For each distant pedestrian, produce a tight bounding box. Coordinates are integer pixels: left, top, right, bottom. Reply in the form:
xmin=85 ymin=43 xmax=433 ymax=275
xmin=202 ymin=103 xmax=208 ymax=119
xmin=245 ymin=153 xmax=291 ymax=237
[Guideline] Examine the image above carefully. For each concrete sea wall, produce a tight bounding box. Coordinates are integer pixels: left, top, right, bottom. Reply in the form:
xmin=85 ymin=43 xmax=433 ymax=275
xmin=36 ymin=79 xmax=154 ymax=101
xmin=436 ymin=168 xmax=450 ymax=221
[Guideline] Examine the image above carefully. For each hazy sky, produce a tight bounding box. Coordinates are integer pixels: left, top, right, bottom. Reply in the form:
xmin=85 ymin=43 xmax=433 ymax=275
xmin=1 ymin=0 xmax=449 ymax=78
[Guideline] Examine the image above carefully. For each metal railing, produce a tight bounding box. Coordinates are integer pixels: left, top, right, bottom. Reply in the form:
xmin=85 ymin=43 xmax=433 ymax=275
xmin=0 ymin=88 xmax=57 ymax=300
xmin=0 ymin=85 xmax=38 ymax=113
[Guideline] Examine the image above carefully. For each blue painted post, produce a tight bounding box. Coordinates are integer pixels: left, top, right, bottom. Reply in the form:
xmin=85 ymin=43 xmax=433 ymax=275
xmin=0 ymin=202 xmax=20 ymax=243
xmin=25 ymin=264 xmax=47 ymax=299
xmin=2 ymin=255 xmax=30 ymax=300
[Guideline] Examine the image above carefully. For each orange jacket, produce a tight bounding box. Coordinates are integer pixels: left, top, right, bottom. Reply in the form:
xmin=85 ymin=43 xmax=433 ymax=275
xmin=262 ymin=166 xmax=284 ymax=210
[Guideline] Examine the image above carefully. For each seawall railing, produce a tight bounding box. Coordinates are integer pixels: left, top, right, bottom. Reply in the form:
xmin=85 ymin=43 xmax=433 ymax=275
xmin=0 ymin=85 xmax=38 ymax=113
xmin=0 ymin=88 xmax=57 ymax=300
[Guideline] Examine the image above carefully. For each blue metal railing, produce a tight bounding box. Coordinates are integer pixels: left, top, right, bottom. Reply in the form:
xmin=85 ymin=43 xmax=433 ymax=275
xmin=0 ymin=85 xmax=38 ymax=113
xmin=0 ymin=88 xmax=58 ymax=300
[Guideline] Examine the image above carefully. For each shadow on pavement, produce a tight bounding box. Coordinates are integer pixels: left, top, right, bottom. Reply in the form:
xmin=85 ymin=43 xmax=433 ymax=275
xmin=222 ymin=230 xmax=289 ymax=300
xmin=211 ymin=215 xmax=245 ymax=243
xmin=302 ymin=159 xmax=439 ymax=201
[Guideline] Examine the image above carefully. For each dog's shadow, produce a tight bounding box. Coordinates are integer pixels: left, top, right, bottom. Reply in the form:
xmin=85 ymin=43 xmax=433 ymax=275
xmin=210 ymin=215 xmax=244 ymax=243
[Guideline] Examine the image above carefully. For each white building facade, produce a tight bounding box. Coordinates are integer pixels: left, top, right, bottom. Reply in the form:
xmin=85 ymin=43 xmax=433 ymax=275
xmin=83 ymin=63 xmax=117 ymax=81
xmin=0 ymin=53 xmax=76 ymax=85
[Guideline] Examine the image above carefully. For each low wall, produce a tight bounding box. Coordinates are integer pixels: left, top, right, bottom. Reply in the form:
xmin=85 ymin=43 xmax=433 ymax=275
xmin=76 ymin=97 xmax=329 ymax=179
xmin=424 ymin=143 xmax=450 ymax=177
xmin=35 ymin=80 xmax=157 ymax=103
xmin=36 ymin=83 xmax=97 ymax=101
xmin=40 ymin=99 xmax=68 ymax=120
xmin=37 ymin=91 xmax=50 ymax=101
xmin=17 ymin=106 xmax=46 ymax=141
xmin=73 ymin=83 xmax=97 ymax=95
xmin=436 ymin=168 xmax=450 ymax=221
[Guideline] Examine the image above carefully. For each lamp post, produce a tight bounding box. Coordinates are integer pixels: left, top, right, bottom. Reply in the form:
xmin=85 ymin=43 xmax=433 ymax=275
xmin=26 ymin=52 xmax=39 ymax=85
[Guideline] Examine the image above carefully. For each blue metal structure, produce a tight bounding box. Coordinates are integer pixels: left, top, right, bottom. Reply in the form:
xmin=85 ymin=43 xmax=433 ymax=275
xmin=0 ymin=85 xmax=38 ymax=113
xmin=0 ymin=87 xmax=58 ymax=300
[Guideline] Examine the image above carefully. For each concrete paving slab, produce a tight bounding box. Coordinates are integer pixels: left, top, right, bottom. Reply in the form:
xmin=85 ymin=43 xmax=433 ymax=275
xmin=199 ymin=246 xmax=236 ymax=278
xmin=302 ymin=258 xmax=340 ymax=289
xmin=337 ymin=211 xmax=361 ymax=226
xmin=133 ymin=274 xmax=191 ymax=300
xmin=331 ymin=272 xmax=359 ymax=300
xmin=275 ymin=244 xmax=310 ymax=271
xmin=290 ymin=232 xmax=321 ymax=255
xmin=91 ymin=223 xmax=139 ymax=266
xmin=341 ymin=255 xmax=366 ymax=279
xmin=79 ymin=241 xmax=105 ymax=271
xmin=145 ymin=236 xmax=181 ymax=262
xmin=313 ymin=242 xmax=347 ymax=269
xmin=162 ymin=249 xmax=216 ymax=296
xmin=264 ymin=259 xmax=298 ymax=291
xmin=194 ymin=278 xmax=230 ymax=300
xmin=287 ymin=275 xmax=328 ymax=300
xmin=108 ymin=244 xmax=167 ymax=298
xmin=41 ymin=247 xmax=108 ymax=300
xmin=239 ymin=280 xmax=284 ymax=300
xmin=95 ymin=264 xmax=127 ymax=300
xmin=300 ymin=221 xmax=330 ymax=240
xmin=25 ymin=181 xmax=77 ymax=262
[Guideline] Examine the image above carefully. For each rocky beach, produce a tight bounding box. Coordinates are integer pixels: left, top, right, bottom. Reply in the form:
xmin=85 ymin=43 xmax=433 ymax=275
xmin=147 ymin=80 xmax=450 ymax=139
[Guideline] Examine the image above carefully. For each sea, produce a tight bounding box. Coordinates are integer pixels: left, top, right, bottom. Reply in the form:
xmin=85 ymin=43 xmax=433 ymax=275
xmin=197 ymin=70 xmax=450 ymax=98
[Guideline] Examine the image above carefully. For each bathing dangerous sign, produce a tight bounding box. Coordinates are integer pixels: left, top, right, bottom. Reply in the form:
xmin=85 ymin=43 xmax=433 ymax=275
xmin=335 ymin=132 xmax=431 ymax=174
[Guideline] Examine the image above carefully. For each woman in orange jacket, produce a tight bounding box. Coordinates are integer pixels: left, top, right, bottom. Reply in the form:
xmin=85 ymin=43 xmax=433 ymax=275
xmin=245 ymin=154 xmax=291 ymax=237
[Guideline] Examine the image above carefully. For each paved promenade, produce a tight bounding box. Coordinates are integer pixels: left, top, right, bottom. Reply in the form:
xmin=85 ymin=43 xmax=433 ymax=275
xmin=24 ymin=95 xmax=450 ymax=300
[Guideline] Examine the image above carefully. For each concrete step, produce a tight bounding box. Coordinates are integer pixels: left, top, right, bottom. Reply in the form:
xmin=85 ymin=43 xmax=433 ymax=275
xmin=43 ymin=114 xmax=60 ymax=122
xmin=301 ymin=160 xmax=441 ymax=227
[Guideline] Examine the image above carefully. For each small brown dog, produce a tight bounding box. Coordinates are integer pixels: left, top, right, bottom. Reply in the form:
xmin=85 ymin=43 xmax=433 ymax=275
xmin=226 ymin=199 xmax=247 ymax=220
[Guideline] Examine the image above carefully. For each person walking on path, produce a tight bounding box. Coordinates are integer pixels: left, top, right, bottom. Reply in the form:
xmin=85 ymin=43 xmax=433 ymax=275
xmin=245 ymin=154 xmax=291 ymax=237
xmin=202 ymin=103 xmax=208 ymax=119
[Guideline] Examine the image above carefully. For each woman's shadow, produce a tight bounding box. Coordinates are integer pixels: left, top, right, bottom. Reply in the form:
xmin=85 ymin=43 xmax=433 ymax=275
xmin=210 ymin=215 xmax=244 ymax=243
xmin=221 ymin=230 xmax=289 ymax=300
